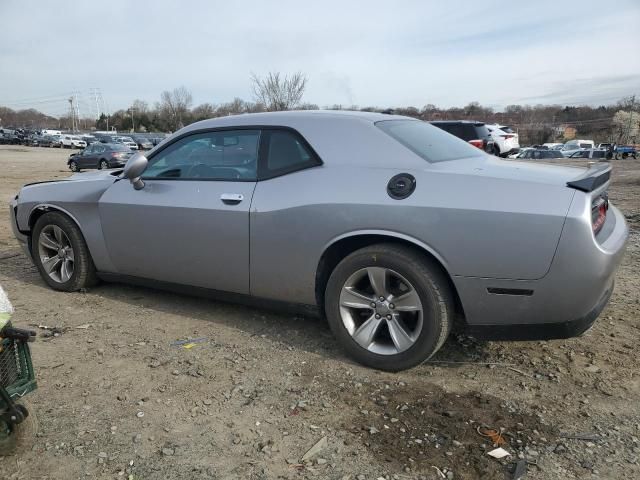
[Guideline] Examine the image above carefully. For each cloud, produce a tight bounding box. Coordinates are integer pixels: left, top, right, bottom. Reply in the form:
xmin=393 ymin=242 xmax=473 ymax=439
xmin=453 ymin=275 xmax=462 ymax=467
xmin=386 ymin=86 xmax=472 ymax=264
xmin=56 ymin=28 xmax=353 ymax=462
xmin=0 ymin=0 xmax=638 ymax=114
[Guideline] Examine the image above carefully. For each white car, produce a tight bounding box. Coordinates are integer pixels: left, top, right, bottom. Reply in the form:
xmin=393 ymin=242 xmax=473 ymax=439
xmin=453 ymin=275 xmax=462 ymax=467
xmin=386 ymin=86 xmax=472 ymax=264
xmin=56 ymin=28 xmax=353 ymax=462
xmin=61 ymin=135 xmax=87 ymax=149
xmin=486 ymin=124 xmax=519 ymax=157
xmin=114 ymin=136 xmax=139 ymax=150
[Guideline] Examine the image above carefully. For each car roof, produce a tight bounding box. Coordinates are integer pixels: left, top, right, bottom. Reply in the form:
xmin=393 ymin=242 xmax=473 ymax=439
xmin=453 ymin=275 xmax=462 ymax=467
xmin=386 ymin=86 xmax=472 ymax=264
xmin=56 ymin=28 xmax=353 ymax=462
xmin=429 ymin=120 xmax=484 ymax=125
xmin=181 ymin=110 xmax=410 ymax=133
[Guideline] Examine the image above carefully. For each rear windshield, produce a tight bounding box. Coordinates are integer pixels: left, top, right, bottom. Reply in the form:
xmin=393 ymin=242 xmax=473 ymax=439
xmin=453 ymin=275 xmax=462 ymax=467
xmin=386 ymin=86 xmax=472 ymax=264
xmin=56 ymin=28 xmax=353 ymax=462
xmin=579 ymin=143 xmax=592 ymax=149
xmin=498 ymin=125 xmax=515 ymax=133
xmin=376 ymin=120 xmax=485 ymax=163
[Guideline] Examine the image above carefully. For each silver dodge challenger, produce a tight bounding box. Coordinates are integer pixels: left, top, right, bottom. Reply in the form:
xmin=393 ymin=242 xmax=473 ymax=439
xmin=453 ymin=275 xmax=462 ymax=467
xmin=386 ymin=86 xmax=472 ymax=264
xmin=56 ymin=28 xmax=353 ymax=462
xmin=9 ymin=111 xmax=629 ymax=371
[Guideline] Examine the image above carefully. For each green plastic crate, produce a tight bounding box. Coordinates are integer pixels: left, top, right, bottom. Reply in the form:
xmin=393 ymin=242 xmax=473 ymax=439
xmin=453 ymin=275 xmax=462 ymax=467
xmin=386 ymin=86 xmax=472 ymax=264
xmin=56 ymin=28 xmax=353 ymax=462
xmin=0 ymin=336 xmax=37 ymax=401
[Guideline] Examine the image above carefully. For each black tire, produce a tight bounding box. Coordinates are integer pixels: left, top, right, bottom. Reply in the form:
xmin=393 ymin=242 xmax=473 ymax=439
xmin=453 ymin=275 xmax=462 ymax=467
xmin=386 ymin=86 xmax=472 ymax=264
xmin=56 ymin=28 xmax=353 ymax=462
xmin=493 ymin=145 xmax=502 ymax=157
xmin=0 ymin=401 xmax=38 ymax=456
xmin=31 ymin=212 xmax=98 ymax=292
xmin=69 ymin=160 xmax=79 ymax=172
xmin=325 ymin=244 xmax=454 ymax=371
xmin=99 ymin=159 xmax=109 ymax=170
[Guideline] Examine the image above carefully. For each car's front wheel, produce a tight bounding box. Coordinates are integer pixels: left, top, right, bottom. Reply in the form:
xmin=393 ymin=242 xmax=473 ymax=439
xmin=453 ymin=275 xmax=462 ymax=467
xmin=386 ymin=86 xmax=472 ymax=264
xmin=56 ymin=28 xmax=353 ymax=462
xmin=31 ymin=212 xmax=98 ymax=291
xmin=69 ymin=160 xmax=79 ymax=172
xmin=325 ymin=244 xmax=454 ymax=371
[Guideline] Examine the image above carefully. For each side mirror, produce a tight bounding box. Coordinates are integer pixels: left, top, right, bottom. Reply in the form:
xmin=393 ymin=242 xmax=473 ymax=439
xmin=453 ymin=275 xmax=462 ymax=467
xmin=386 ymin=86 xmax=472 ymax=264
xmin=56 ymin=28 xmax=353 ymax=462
xmin=123 ymin=153 xmax=148 ymax=190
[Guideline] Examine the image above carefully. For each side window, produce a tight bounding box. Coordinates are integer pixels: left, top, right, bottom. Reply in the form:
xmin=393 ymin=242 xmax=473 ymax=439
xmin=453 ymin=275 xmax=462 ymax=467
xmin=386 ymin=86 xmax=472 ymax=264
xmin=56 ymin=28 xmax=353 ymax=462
xmin=95 ymin=145 xmax=105 ymax=154
xmin=143 ymin=130 xmax=260 ymax=181
xmin=261 ymin=130 xmax=320 ymax=178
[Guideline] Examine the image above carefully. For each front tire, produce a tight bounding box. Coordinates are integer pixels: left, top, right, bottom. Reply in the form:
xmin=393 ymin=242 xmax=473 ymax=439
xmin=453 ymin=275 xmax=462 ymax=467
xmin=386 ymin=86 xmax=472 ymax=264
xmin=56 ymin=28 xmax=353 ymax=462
xmin=69 ymin=160 xmax=79 ymax=172
xmin=31 ymin=212 xmax=98 ymax=292
xmin=325 ymin=244 xmax=454 ymax=371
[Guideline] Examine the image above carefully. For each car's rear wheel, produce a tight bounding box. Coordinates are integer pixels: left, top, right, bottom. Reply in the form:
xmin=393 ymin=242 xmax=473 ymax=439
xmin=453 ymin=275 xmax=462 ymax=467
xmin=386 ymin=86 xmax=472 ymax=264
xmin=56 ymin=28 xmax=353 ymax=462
xmin=31 ymin=212 xmax=98 ymax=292
xmin=99 ymin=159 xmax=109 ymax=170
xmin=69 ymin=160 xmax=79 ymax=172
xmin=325 ymin=244 xmax=453 ymax=371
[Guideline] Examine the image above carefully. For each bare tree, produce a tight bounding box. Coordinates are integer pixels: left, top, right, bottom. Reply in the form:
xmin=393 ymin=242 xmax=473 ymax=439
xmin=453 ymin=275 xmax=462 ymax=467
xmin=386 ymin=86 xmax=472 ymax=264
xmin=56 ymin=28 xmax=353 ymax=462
xmin=250 ymin=72 xmax=307 ymax=111
xmin=192 ymin=103 xmax=216 ymax=121
xmin=159 ymin=86 xmax=193 ymax=130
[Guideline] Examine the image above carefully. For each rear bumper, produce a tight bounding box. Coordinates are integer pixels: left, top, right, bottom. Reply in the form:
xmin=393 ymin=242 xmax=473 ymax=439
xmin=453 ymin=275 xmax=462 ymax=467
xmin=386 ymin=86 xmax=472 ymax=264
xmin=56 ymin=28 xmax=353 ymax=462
xmin=466 ymin=280 xmax=613 ymax=340
xmin=453 ymin=202 xmax=628 ymax=339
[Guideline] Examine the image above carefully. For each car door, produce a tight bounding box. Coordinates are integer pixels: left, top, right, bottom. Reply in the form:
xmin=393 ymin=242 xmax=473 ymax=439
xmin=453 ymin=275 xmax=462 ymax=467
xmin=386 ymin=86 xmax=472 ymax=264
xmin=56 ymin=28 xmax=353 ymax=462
xmin=98 ymin=129 xmax=260 ymax=294
xmin=77 ymin=145 xmax=96 ymax=168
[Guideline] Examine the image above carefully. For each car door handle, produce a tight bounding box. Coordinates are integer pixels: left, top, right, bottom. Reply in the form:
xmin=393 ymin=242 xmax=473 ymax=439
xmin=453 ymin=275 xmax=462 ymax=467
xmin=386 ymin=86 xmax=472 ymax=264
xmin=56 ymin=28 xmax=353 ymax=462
xmin=220 ymin=193 xmax=244 ymax=205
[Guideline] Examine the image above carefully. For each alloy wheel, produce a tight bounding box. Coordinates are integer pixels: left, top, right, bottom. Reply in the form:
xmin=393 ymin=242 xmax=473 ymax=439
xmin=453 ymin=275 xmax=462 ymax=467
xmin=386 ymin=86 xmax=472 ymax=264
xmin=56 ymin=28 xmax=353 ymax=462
xmin=38 ymin=225 xmax=74 ymax=283
xmin=339 ymin=267 xmax=423 ymax=355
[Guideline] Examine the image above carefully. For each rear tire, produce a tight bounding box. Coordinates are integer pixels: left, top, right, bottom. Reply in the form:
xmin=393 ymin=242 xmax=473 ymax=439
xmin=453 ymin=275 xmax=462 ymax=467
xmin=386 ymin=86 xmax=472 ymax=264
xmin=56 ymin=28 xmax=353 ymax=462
xmin=31 ymin=212 xmax=98 ymax=292
xmin=99 ymin=159 xmax=109 ymax=170
xmin=325 ymin=244 xmax=454 ymax=371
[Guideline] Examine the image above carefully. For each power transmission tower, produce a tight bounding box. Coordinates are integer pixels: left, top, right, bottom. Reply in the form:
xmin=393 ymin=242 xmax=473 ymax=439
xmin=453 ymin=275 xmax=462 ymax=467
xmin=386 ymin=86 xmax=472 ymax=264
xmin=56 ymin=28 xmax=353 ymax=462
xmin=68 ymin=97 xmax=76 ymax=132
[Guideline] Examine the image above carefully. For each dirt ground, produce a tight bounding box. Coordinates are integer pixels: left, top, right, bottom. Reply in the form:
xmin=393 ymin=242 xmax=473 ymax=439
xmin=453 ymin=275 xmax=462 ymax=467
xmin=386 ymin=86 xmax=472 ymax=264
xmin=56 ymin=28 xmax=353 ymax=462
xmin=0 ymin=145 xmax=638 ymax=480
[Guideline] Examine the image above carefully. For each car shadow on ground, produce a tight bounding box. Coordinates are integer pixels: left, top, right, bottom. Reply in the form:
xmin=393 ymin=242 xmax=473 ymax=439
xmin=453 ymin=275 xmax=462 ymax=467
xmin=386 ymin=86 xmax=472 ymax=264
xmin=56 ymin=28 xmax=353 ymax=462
xmin=1 ymin=248 xmax=493 ymax=369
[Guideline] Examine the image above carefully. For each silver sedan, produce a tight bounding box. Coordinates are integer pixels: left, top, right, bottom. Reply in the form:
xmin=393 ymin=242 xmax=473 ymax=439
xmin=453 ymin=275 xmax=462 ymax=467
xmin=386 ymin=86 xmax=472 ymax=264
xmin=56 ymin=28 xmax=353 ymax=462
xmin=9 ymin=111 xmax=628 ymax=370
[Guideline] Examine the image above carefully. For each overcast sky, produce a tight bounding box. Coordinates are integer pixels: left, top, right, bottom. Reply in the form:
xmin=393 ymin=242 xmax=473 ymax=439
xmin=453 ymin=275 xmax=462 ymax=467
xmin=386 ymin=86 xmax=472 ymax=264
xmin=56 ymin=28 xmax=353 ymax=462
xmin=1 ymin=0 xmax=638 ymax=117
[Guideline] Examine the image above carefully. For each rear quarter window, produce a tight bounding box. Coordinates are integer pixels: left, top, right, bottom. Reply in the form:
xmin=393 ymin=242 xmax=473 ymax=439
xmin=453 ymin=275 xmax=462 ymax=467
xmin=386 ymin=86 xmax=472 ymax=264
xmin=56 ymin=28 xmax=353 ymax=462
xmin=377 ymin=120 xmax=485 ymax=163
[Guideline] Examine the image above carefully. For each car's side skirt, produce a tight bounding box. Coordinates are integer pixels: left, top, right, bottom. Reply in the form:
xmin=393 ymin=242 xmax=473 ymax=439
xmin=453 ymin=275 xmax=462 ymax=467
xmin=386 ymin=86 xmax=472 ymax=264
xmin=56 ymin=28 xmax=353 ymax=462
xmin=96 ymin=272 xmax=321 ymax=318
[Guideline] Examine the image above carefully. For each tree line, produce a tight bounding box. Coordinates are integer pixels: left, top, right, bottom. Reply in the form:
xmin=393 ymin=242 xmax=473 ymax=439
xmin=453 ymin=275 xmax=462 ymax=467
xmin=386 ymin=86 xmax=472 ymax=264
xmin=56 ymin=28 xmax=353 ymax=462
xmin=1 ymin=72 xmax=638 ymax=145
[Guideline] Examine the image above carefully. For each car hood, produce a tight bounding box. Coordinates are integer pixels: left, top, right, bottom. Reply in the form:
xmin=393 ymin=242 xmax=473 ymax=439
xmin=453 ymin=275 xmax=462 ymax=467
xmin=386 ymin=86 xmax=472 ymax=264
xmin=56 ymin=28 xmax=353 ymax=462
xmin=67 ymin=170 xmax=123 ymax=182
xmin=434 ymin=155 xmax=588 ymax=187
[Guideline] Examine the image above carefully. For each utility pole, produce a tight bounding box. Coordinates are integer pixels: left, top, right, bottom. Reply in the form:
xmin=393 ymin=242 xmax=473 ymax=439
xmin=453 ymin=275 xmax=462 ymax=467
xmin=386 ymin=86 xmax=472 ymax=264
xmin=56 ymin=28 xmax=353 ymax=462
xmin=625 ymin=95 xmax=635 ymax=144
xmin=129 ymin=107 xmax=135 ymax=133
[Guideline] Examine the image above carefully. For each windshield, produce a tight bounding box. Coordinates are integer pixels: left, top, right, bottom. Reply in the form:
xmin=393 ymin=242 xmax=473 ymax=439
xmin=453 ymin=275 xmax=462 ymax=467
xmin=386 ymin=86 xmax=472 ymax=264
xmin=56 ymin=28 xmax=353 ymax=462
xmin=376 ymin=120 xmax=484 ymax=163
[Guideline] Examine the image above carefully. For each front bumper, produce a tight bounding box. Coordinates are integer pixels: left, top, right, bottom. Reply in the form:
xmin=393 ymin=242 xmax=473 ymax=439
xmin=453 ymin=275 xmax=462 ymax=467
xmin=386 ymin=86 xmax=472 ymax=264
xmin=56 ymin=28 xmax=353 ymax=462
xmin=9 ymin=198 xmax=31 ymax=258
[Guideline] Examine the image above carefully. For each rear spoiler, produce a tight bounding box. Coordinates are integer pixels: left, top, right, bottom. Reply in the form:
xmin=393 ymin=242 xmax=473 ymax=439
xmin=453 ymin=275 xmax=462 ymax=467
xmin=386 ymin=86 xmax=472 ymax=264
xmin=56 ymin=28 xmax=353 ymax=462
xmin=566 ymin=163 xmax=611 ymax=192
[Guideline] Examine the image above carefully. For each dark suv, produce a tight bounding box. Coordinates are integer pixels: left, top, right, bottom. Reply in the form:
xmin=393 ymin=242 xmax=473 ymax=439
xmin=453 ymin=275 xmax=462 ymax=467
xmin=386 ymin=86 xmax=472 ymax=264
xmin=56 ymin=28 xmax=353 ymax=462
xmin=429 ymin=120 xmax=495 ymax=154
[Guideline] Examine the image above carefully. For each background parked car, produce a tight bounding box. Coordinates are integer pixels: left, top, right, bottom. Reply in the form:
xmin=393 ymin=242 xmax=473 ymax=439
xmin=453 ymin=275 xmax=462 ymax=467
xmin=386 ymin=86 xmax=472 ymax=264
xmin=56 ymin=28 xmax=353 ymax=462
xmin=60 ymin=135 xmax=87 ymax=149
xmin=67 ymin=143 xmax=134 ymax=172
xmin=561 ymin=139 xmax=595 ymax=157
xmin=518 ymin=149 xmax=566 ymax=160
xmin=486 ymin=124 xmax=520 ymax=157
xmin=113 ymin=136 xmax=138 ymax=150
xmin=132 ymin=135 xmax=153 ymax=150
xmin=430 ymin=120 xmax=496 ymax=154
xmin=81 ymin=135 xmax=98 ymax=146
xmin=0 ymin=133 xmax=23 ymax=145
xmin=23 ymin=135 xmax=40 ymax=147
xmin=38 ymin=135 xmax=56 ymax=147
xmin=568 ymin=149 xmax=608 ymax=160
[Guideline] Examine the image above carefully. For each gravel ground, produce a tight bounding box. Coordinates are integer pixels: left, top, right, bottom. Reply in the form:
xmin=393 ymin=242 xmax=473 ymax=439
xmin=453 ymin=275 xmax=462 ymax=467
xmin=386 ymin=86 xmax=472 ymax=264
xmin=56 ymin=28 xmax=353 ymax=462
xmin=0 ymin=145 xmax=638 ymax=480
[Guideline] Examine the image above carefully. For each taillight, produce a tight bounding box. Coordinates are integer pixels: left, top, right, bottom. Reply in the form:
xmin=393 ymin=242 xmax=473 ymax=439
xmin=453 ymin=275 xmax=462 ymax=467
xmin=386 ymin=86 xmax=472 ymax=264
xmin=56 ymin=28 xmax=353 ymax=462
xmin=468 ymin=139 xmax=484 ymax=149
xmin=591 ymin=195 xmax=608 ymax=235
